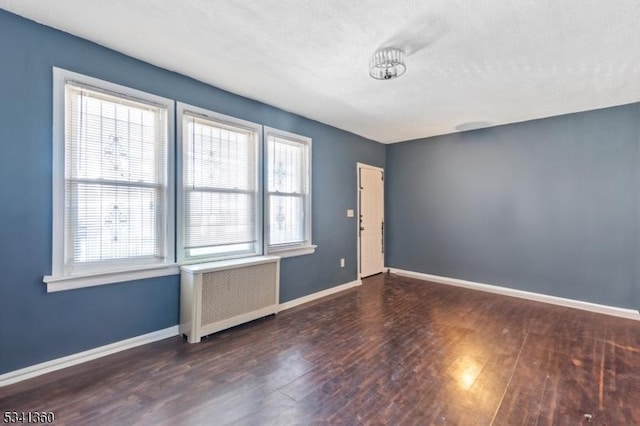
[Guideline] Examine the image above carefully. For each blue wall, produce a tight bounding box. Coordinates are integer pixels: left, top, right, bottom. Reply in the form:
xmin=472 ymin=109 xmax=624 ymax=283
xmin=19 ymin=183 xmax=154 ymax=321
xmin=3 ymin=6 xmax=638 ymax=377
xmin=0 ymin=10 xmax=384 ymax=374
xmin=386 ymin=104 xmax=640 ymax=310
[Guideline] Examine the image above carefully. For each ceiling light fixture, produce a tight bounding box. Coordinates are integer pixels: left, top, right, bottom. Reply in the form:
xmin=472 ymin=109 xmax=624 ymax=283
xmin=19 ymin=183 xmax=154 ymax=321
xmin=369 ymin=47 xmax=406 ymax=80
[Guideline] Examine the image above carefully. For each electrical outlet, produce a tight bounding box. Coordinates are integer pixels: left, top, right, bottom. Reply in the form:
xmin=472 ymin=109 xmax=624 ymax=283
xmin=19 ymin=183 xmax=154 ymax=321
xmin=340 ymin=258 xmax=345 ymax=268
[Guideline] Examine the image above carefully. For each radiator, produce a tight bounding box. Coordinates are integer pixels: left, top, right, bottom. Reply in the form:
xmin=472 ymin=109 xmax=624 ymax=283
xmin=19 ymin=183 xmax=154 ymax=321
xmin=180 ymin=256 xmax=280 ymax=343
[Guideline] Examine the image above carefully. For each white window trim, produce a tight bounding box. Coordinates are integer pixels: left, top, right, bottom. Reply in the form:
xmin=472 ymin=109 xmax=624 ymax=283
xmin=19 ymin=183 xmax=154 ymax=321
xmin=176 ymin=102 xmax=264 ymax=264
xmin=264 ymin=126 xmax=315 ymax=258
xmin=268 ymin=244 xmax=317 ymax=258
xmin=44 ymin=68 xmax=176 ymax=292
xmin=44 ymin=264 xmax=180 ymax=292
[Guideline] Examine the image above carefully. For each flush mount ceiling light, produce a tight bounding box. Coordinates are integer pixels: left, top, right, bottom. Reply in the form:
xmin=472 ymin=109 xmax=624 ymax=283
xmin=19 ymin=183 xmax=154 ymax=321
xmin=369 ymin=47 xmax=406 ymax=80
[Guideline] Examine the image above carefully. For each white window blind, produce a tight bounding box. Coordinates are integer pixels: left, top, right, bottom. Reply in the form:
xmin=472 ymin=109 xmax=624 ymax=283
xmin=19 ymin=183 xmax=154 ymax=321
xmin=63 ymin=83 xmax=170 ymax=273
xmin=266 ymin=130 xmax=311 ymax=247
xmin=181 ymin=109 xmax=261 ymax=260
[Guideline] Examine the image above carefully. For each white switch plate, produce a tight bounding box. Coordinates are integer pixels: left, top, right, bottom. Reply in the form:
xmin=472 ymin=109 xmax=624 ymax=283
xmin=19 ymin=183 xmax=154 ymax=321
xmin=347 ymin=209 xmax=354 ymax=217
xmin=340 ymin=258 xmax=345 ymax=267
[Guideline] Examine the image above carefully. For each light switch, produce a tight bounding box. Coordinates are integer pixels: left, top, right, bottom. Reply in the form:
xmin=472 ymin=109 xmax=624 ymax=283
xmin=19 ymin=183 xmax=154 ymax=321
xmin=347 ymin=209 xmax=354 ymax=217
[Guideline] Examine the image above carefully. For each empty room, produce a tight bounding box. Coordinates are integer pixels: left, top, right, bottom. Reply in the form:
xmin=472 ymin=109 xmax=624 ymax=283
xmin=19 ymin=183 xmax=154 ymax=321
xmin=0 ymin=1 xmax=639 ymax=424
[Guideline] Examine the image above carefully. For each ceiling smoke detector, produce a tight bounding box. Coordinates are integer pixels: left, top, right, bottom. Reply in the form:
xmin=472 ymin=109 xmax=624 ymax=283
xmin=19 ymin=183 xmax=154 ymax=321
xmin=369 ymin=47 xmax=406 ymax=80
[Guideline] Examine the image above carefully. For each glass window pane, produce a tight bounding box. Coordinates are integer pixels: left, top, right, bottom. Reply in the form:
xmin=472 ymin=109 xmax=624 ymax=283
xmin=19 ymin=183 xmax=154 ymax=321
xmin=67 ymin=89 xmax=164 ymax=185
xmin=267 ymin=136 xmax=304 ymax=193
xmin=269 ymin=194 xmax=304 ymax=245
xmin=184 ymin=190 xmax=255 ymax=248
xmin=70 ymin=182 xmax=160 ymax=262
xmin=184 ymin=118 xmax=254 ymax=190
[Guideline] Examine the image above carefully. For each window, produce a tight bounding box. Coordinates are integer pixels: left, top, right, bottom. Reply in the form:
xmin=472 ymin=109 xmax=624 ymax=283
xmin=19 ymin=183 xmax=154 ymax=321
xmin=265 ymin=127 xmax=315 ymax=257
xmin=45 ymin=70 xmax=315 ymax=292
xmin=45 ymin=68 xmax=176 ymax=291
xmin=178 ymin=103 xmax=262 ymax=262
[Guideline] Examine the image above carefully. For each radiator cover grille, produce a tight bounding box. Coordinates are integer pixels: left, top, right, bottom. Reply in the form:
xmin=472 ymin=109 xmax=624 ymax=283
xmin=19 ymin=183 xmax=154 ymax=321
xmin=179 ymin=256 xmax=280 ymax=343
xmin=200 ymin=262 xmax=277 ymax=326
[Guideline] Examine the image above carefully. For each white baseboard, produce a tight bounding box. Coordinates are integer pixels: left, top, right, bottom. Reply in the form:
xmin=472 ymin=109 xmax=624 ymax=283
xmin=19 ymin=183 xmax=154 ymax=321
xmin=387 ymin=267 xmax=640 ymax=321
xmin=15 ymin=269 xmax=632 ymax=388
xmin=279 ymin=279 xmax=362 ymax=311
xmin=0 ymin=279 xmax=362 ymax=388
xmin=0 ymin=326 xmax=179 ymax=388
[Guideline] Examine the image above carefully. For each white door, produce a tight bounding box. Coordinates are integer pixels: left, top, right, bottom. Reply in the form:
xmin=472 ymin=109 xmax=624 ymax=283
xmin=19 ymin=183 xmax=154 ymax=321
xmin=358 ymin=164 xmax=384 ymax=278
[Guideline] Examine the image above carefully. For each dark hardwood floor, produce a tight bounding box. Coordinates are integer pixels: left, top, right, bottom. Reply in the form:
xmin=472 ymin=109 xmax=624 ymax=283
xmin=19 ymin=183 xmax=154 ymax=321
xmin=1 ymin=273 xmax=639 ymax=425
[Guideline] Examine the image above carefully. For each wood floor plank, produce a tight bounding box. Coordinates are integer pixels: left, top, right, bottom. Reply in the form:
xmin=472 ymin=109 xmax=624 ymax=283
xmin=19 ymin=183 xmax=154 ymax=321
xmin=1 ymin=273 xmax=638 ymax=425
xmin=598 ymin=339 xmax=640 ymax=424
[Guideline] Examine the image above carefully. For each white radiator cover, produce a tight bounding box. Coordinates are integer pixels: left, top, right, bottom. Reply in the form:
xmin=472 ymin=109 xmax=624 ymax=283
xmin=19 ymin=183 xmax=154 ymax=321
xmin=180 ymin=256 xmax=280 ymax=343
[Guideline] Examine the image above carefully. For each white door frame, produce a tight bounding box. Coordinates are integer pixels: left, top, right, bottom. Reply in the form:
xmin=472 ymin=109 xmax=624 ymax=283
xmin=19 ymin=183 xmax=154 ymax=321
xmin=357 ymin=162 xmax=384 ymax=280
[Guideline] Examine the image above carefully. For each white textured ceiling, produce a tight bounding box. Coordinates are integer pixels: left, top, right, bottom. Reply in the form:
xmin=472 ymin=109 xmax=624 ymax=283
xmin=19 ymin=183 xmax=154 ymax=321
xmin=2 ymin=0 xmax=640 ymax=143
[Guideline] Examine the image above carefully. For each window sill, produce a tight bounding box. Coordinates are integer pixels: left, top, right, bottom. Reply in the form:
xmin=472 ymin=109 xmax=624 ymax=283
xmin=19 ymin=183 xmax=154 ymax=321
xmin=43 ymin=264 xmax=180 ymax=293
xmin=267 ymin=244 xmax=317 ymax=258
xmin=181 ymin=255 xmax=280 ymax=273
xmin=43 ymin=245 xmax=316 ymax=293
